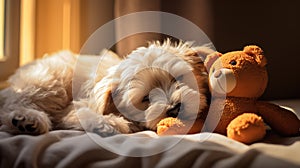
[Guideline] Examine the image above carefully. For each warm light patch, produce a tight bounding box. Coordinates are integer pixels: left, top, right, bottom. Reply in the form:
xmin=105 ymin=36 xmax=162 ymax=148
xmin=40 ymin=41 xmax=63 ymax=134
xmin=0 ymin=0 xmax=5 ymax=60
xmin=20 ymin=0 xmax=36 ymax=65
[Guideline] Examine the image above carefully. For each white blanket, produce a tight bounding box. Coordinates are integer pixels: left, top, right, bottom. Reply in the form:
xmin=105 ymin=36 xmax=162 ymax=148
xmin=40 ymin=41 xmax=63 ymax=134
xmin=0 ymin=130 xmax=300 ymax=168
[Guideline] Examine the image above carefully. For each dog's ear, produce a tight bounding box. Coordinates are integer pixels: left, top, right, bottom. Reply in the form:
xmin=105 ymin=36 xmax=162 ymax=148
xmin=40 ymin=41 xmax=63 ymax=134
xmin=91 ymin=78 xmax=120 ymax=116
xmin=188 ymin=46 xmax=215 ymax=61
xmin=183 ymin=46 xmax=215 ymax=73
xmin=204 ymin=52 xmax=222 ymax=72
xmin=101 ymin=85 xmax=120 ymax=116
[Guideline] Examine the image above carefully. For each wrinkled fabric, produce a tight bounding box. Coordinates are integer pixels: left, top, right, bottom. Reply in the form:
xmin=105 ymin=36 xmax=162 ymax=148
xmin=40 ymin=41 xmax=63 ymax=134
xmin=1 ymin=100 xmax=300 ymax=168
xmin=0 ymin=130 xmax=299 ymax=168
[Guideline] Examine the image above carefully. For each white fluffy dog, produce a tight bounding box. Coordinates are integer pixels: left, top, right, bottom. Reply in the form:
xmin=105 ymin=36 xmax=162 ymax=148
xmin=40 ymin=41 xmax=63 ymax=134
xmin=0 ymin=40 xmax=214 ymax=136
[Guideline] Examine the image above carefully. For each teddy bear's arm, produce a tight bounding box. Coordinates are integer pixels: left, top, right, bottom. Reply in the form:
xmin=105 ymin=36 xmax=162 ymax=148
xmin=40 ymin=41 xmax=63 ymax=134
xmin=256 ymin=101 xmax=300 ymax=136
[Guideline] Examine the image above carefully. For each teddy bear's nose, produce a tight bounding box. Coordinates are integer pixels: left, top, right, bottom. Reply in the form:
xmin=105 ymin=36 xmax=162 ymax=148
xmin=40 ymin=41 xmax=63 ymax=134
xmin=214 ymin=70 xmax=222 ymax=78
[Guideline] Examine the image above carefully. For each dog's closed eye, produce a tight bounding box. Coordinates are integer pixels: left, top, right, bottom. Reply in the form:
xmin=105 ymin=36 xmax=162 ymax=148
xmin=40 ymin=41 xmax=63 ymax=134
xmin=176 ymin=74 xmax=184 ymax=81
xmin=142 ymin=95 xmax=150 ymax=103
xmin=171 ymin=75 xmax=184 ymax=84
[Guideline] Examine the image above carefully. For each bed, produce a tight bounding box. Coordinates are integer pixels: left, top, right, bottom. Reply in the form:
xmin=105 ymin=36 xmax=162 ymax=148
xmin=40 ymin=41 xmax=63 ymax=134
xmin=0 ymin=99 xmax=299 ymax=168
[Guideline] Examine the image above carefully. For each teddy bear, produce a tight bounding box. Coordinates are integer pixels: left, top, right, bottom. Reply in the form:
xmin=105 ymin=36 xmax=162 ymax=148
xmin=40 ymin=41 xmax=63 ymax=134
xmin=157 ymin=45 xmax=300 ymax=144
xmin=203 ymin=45 xmax=300 ymax=143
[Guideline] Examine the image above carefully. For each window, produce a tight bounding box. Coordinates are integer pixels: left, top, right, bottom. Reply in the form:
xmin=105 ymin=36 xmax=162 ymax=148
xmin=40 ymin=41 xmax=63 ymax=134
xmin=0 ymin=0 xmax=80 ymax=88
xmin=0 ymin=0 xmax=80 ymax=89
xmin=0 ymin=0 xmax=5 ymax=60
xmin=0 ymin=0 xmax=20 ymax=88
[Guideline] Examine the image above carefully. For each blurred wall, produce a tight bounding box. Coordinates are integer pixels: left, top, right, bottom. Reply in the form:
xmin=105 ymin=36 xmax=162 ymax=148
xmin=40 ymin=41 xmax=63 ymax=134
xmin=31 ymin=0 xmax=300 ymax=100
xmin=210 ymin=0 xmax=300 ymax=100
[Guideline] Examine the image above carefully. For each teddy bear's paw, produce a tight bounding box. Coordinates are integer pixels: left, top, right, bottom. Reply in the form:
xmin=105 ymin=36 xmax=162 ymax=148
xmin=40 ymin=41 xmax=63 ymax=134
xmin=157 ymin=117 xmax=184 ymax=135
xmin=157 ymin=117 xmax=204 ymax=136
xmin=227 ymin=113 xmax=266 ymax=144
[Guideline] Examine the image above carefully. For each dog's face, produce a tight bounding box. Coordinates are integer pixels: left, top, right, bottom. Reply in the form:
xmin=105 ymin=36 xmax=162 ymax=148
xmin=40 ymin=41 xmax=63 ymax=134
xmin=94 ymin=41 xmax=214 ymax=131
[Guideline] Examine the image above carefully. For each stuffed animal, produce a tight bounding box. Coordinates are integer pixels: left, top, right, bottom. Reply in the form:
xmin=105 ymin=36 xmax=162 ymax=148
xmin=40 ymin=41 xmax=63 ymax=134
xmin=157 ymin=117 xmax=203 ymax=135
xmin=156 ymin=45 xmax=300 ymax=143
xmin=203 ymin=45 xmax=300 ymax=143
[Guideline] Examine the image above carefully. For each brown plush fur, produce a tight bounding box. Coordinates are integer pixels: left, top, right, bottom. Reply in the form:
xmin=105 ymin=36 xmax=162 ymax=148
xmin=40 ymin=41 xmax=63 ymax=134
xmin=204 ymin=45 xmax=300 ymax=143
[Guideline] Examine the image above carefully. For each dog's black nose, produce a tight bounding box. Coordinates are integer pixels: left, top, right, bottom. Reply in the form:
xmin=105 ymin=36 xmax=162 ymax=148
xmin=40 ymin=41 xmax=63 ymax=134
xmin=167 ymin=103 xmax=181 ymax=118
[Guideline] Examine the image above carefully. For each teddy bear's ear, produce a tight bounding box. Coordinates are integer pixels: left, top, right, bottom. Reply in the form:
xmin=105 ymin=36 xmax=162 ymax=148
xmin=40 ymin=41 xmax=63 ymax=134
xmin=204 ymin=52 xmax=222 ymax=72
xmin=243 ymin=45 xmax=267 ymax=67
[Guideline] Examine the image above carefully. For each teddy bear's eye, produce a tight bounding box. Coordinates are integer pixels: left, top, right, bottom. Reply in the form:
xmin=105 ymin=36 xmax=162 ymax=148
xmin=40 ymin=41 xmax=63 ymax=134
xmin=229 ymin=60 xmax=237 ymax=66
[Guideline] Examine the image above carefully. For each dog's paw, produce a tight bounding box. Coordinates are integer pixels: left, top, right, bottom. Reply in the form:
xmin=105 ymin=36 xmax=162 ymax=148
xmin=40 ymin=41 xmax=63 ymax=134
xmin=11 ymin=114 xmax=39 ymax=133
xmin=2 ymin=109 xmax=52 ymax=134
xmin=76 ymin=108 xmax=123 ymax=137
xmin=92 ymin=124 xmax=119 ymax=137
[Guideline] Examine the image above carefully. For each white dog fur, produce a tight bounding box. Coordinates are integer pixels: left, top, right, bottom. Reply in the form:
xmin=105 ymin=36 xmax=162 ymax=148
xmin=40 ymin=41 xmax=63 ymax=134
xmin=0 ymin=40 xmax=214 ymax=136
